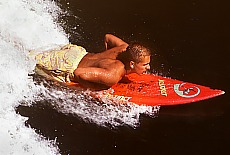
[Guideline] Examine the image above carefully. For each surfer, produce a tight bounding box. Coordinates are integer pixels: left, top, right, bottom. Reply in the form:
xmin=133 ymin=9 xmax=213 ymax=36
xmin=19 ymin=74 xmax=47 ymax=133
xmin=34 ymin=34 xmax=151 ymax=90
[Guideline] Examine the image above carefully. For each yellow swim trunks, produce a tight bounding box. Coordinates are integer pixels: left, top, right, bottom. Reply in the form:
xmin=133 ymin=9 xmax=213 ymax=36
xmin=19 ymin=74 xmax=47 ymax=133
xmin=34 ymin=44 xmax=87 ymax=83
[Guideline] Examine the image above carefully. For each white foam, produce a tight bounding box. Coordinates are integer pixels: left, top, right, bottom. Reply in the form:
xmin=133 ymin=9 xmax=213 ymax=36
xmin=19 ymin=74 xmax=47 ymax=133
xmin=34 ymin=83 xmax=160 ymax=128
xmin=0 ymin=0 xmax=68 ymax=154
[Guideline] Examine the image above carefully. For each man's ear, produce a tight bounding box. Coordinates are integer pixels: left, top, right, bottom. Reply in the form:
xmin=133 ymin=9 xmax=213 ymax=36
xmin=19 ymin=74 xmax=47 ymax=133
xmin=130 ymin=61 xmax=135 ymax=69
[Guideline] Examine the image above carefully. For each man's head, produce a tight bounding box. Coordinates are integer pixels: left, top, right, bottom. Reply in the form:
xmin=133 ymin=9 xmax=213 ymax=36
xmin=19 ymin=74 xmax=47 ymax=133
xmin=118 ymin=42 xmax=151 ymax=74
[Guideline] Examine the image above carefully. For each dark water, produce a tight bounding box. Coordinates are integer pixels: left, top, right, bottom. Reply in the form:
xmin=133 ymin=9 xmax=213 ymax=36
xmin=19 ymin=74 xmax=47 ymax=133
xmin=17 ymin=0 xmax=229 ymax=154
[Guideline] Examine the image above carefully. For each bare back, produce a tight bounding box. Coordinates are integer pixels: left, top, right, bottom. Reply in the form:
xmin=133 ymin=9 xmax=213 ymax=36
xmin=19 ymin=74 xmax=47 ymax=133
xmin=73 ymin=45 xmax=127 ymax=89
xmin=78 ymin=45 xmax=127 ymax=68
xmin=73 ymin=34 xmax=128 ymax=90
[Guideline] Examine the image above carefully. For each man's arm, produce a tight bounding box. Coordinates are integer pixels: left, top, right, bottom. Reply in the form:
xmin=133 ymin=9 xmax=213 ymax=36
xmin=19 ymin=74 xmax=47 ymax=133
xmin=104 ymin=34 xmax=128 ymax=50
xmin=74 ymin=62 xmax=125 ymax=88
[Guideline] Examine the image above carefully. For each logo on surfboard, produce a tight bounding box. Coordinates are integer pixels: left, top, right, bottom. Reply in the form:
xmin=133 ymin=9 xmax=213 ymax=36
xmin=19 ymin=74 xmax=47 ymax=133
xmin=158 ymin=79 xmax=168 ymax=96
xmin=174 ymin=83 xmax=200 ymax=98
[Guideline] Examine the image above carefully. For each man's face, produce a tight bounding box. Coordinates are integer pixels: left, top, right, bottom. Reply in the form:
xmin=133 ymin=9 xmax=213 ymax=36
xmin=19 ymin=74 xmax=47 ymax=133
xmin=132 ymin=56 xmax=151 ymax=74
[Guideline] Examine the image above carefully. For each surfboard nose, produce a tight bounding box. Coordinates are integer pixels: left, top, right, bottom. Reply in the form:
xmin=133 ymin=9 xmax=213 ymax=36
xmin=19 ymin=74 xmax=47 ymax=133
xmin=220 ymin=90 xmax=225 ymax=95
xmin=214 ymin=89 xmax=225 ymax=96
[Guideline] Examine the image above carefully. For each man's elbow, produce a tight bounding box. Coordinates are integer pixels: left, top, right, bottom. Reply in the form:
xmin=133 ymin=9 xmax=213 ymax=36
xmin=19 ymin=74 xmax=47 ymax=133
xmin=106 ymin=77 xmax=121 ymax=87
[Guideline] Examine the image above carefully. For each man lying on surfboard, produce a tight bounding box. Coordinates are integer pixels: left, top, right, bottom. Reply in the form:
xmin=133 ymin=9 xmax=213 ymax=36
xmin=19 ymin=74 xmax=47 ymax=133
xmin=34 ymin=34 xmax=151 ymax=90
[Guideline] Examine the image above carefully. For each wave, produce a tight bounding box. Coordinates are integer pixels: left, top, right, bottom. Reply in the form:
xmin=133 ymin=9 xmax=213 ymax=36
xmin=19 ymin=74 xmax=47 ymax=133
xmin=0 ymin=0 xmax=68 ymax=154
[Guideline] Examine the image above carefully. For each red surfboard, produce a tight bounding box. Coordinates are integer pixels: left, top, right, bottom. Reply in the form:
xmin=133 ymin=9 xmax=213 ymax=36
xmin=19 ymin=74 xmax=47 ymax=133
xmin=67 ymin=73 xmax=225 ymax=106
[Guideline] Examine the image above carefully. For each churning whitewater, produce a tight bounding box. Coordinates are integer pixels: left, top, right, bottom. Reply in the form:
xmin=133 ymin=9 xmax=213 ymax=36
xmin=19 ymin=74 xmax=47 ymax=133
xmin=0 ymin=0 xmax=159 ymax=154
xmin=0 ymin=0 xmax=67 ymax=154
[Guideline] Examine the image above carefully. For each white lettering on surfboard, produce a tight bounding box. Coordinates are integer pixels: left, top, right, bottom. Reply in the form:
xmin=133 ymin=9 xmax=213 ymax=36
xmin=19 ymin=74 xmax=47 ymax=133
xmin=158 ymin=79 xmax=168 ymax=96
xmin=103 ymin=93 xmax=132 ymax=102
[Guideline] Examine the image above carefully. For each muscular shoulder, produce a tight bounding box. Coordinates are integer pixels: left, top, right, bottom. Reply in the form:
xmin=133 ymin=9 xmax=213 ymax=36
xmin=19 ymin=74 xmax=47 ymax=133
xmin=98 ymin=59 xmax=123 ymax=69
xmin=110 ymin=60 xmax=126 ymax=76
xmin=106 ymin=60 xmax=126 ymax=84
xmin=100 ymin=59 xmax=125 ymax=76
